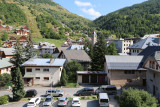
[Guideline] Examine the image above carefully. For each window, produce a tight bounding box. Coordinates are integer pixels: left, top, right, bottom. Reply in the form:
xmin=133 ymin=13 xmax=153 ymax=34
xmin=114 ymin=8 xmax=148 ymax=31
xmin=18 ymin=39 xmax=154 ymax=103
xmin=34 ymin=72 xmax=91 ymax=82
xmin=43 ymin=69 xmax=49 ymax=72
xmin=27 ymin=68 xmax=32 ymax=72
xmin=156 ymin=64 xmax=159 ymax=70
xmin=60 ymin=68 xmax=62 ymax=71
xmin=44 ymin=77 xmax=49 ymax=80
xmin=153 ymin=73 xmax=156 ymax=78
xmin=36 ymin=77 xmax=40 ymax=79
xmin=124 ymin=44 xmax=125 ymax=46
xmin=35 ymin=68 xmax=40 ymax=71
xmin=124 ymin=48 xmax=125 ymax=50
xmin=149 ymin=61 xmax=152 ymax=68
xmin=152 ymin=61 xmax=155 ymax=69
xmin=137 ymin=50 xmax=139 ymax=53
xmin=124 ymin=70 xmax=135 ymax=74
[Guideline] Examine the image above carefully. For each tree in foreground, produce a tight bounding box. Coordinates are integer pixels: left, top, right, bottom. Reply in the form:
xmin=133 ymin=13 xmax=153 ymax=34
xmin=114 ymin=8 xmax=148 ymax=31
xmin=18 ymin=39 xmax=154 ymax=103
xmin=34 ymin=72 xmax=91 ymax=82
xmin=107 ymin=42 xmax=118 ymax=55
xmin=25 ymin=33 xmax=36 ymax=60
xmin=60 ymin=69 xmax=67 ymax=86
xmin=119 ymin=88 xmax=158 ymax=107
xmin=12 ymin=67 xmax=25 ymax=101
xmin=0 ymin=73 xmax=12 ymax=87
xmin=1 ymin=32 xmax=8 ymax=41
xmin=65 ymin=60 xmax=83 ymax=82
xmin=91 ymin=32 xmax=107 ymax=71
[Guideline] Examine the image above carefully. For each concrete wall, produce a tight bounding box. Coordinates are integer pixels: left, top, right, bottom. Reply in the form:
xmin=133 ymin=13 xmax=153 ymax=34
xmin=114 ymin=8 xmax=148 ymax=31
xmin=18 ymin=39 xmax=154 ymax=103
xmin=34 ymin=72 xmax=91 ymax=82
xmin=77 ymin=75 xmax=82 ymax=83
xmin=0 ymin=67 xmax=11 ymax=74
xmin=25 ymin=66 xmax=62 ymax=86
xmin=108 ymin=70 xmax=146 ymax=87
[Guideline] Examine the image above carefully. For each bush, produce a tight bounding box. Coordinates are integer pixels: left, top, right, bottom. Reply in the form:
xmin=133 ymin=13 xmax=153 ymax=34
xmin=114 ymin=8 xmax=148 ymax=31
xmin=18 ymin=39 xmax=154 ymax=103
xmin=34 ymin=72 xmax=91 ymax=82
xmin=119 ymin=88 xmax=158 ymax=107
xmin=0 ymin=95 xmax=9 ymax=105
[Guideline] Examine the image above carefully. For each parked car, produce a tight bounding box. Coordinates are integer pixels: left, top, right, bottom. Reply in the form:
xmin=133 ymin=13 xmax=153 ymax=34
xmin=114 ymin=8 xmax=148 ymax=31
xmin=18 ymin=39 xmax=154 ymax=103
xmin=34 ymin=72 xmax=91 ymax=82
xmin=95 ymin=85 xmax=117 ymax=95
xmin=46 ymin=89 xmax=64 ymax=97
xmin=76 ymin=88 xmax=94 ymax=96
xmin=43 ymin=96 xmax=54 ymax=107
xmin=58 ymin=97 xmax=69 ymax=107
xmin=25 ymin=89 xmax=37 ymax=97
xmin=27 ymin=97 xmax=41 ymax=107
xmin=98 ymin=93 xmax=109 ymax=107
xmin=71 ymin=97 xmax=81 ymax=107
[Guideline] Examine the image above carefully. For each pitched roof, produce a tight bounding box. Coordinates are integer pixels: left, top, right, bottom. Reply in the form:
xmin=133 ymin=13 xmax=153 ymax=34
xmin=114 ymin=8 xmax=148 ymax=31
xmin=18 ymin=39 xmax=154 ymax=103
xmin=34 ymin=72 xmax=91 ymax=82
xmin=61 ymin=50 xmax=91 ymax=62
xmin=0 ymin=58 xmax=14 ymax=69
xmin=105 ymin=55 xmax=145 ymax=70
xmin=128 ymin=37 xmax=160 ymax=49
xmin=67 ymin=45 xmax=84 ymax=50
xmin=22 ymin=58 xmax=66 ymax=67
xmin=138 ymin=46 xmax=160 ymax=62
xmin=0 ymin=48 xmax=15 ymax=55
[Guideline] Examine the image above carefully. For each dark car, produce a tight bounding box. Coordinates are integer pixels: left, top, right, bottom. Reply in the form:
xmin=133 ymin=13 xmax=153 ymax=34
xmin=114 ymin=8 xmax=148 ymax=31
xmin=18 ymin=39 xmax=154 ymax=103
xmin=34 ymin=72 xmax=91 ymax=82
xmin=76 ymin=88 xmax=94 ymax=96
xmin=25 ymin=89 xmax=37 ymax=97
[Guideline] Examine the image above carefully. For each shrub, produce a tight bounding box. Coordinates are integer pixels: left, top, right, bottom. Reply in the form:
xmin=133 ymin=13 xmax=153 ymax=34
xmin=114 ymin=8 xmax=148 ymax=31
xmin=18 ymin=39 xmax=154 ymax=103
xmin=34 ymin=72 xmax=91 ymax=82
xmin=119 ymin=88 xmax=158 ymax=107
xmin=0 ymin=95 xmax=9 ymax=105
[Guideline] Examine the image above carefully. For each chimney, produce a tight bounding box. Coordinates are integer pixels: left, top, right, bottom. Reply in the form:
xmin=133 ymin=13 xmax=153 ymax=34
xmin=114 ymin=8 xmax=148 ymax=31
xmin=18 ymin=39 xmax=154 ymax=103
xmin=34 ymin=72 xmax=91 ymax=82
xmin=50 ymin=58 xmax=54 ymax=64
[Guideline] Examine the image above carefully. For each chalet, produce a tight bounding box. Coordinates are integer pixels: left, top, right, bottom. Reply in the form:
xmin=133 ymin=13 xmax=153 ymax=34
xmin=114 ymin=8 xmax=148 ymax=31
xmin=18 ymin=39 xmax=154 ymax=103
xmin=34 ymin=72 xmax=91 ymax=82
xmin=0 ymin=58 xmax=14 ymax=74
xmin=22 ymin=58 xmax=66 ymax=86
xmin=58 ymin=50 xmax=91 ymax=70
xmin=0 ymin=48 xmax=15 ymax=58
xmin=143 ymin=51 xmax=160 ymax=100
xmin=105 ymin=55 xmax=146 ymax=87
xmin=16 ymin=26 xmax=30 ymax=36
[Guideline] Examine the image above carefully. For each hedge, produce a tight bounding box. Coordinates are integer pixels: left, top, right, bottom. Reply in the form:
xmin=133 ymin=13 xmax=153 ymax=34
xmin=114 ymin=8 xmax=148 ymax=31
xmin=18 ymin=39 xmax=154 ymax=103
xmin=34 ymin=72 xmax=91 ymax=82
xmin=0 ymin=95 xmax=9 ymax=105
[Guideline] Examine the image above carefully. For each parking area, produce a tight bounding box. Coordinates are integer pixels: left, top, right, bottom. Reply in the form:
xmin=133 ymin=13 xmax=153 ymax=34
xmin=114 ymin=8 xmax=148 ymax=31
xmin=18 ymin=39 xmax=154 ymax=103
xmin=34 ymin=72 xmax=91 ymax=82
xmin=1 ymin=85 xmax=119 ymax=107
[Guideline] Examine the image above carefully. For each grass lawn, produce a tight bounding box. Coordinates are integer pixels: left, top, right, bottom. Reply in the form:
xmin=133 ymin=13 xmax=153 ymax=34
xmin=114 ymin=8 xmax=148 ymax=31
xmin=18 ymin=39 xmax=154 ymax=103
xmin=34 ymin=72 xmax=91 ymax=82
xmin=33 ymin=38 xmax=65 ymax=47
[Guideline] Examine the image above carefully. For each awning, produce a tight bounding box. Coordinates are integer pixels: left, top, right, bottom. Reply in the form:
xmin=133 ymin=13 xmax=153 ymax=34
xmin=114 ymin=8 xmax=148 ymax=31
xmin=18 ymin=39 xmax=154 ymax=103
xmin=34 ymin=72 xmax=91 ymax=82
xmin=23 ymin=74 xmax=35 ymax=78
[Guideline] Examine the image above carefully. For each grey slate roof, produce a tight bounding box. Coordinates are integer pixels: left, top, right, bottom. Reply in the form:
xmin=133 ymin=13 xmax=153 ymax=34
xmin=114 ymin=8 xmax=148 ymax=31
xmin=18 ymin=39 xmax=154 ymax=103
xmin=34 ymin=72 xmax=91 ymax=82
xmin=128 ymin=37 xmax=160 ymax=49
xmin=67 ymin=45 xmax=84 ymax=50
xmin=77 ymin=71 xmax=107 ymax=75
xmin=105 ymin=55 xmax=145 ymax=70
xmin=138 ymin=46 xmax=160 ymax=62
xmin=0 ymin=48 xmax=15 ymax=55
xmin=22 ymin=58 xmax=66 ymax=67
xmin=0 ymin=58 xmax=14 ymax=69
xmin=61 ymin=50 xmax=91 ymax=62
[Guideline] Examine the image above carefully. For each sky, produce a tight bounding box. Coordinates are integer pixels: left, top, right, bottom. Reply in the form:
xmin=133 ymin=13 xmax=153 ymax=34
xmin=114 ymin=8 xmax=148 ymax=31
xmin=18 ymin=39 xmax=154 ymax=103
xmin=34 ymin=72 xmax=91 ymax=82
xmin=53 ymin=0 xmax=147 ymax=20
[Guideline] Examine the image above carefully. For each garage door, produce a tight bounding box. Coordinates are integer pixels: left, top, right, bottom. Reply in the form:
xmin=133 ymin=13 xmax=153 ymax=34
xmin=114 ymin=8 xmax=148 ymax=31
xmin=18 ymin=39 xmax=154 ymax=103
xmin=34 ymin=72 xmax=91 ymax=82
xmin=82 ymin=75 xmax=89 ymax=83
xmin=91 ymin=75 xmax=97 ymax=83
xmin=98 ymin=75 xmax=105 ymax=83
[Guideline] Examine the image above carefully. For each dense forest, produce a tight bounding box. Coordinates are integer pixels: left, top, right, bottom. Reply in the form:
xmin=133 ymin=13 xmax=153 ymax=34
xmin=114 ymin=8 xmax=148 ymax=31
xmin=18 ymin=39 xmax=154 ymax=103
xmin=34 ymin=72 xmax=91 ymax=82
xmin=0 ymin=1 xmax=27 ymax=25
xmin=94 ymin=0 xmax=160 ymax=38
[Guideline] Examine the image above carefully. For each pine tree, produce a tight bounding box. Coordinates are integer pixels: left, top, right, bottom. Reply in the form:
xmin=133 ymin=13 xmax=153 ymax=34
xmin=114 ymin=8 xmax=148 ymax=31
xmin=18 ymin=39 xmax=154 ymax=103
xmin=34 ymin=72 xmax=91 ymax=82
xmin=12 ymin=67 xmax=25 ymax=101
xmin=25 ymin=33 xmax=36 ymax=60
xmin=107 ymin=42 xmax=118 ymax=55
xmin=91 ymin=32 xmax=107 ymax=71
xmin=84 ymin=40 xmax=93 ymax=58
xmin=60 ymin=69 xmax=67 ymax=86
xmin=11 ymin=39 xmax=24 ymax=68
xmin=1 ymin=32 xmax=8 ymax=41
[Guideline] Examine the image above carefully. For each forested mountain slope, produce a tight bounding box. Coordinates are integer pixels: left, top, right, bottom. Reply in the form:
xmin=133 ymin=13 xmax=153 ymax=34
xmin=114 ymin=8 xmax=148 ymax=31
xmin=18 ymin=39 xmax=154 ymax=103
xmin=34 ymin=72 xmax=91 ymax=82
xmin=94 ymin=0 xmax=160 ymax=38
xmin=0 ymin=0 xmax=93 ymax=38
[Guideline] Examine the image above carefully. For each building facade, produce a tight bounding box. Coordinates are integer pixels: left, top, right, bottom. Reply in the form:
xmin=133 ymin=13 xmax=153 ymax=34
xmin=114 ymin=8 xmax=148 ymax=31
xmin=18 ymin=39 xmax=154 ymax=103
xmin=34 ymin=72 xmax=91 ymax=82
xmin=22 ymin=58 xmax=66 ymax=86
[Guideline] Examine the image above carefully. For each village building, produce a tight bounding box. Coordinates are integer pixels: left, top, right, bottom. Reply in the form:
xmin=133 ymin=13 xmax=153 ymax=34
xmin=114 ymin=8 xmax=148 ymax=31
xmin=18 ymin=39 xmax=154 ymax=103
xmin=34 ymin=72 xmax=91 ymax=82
xmin=128 ymin=36 xmax=160 ymax=55
xmin=77 ymin=71 xmax=107 ymax=84
xmin=58 ymin=50 xmax=91 ymax=70
xmin=16 ymin=26 xmax=30 ymax=36
xmin=22 ymin=58 xmax=66 ymax=86
xmin=0 ymin=58 xmax=14 ymax=74
xmin=105 ymin=55 xmax=146 ymax=87
xmin=0 ymin=48 xmax=15 ymax=58
xmin=0 ymin=21 xmax=12 ymax=31
xmin=143 ymin=51 xmax=160 ymax=100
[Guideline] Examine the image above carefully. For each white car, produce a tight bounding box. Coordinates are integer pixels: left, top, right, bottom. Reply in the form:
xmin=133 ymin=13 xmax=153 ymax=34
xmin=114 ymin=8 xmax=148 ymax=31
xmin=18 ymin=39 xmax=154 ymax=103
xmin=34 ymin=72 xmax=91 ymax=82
xmin=27 ymin=97 xmax=41 ymax=107
xmin=43 ymin=96 xmax=54 ymax=107
xmin=72 ymin=97 xmax=81 ymax=107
